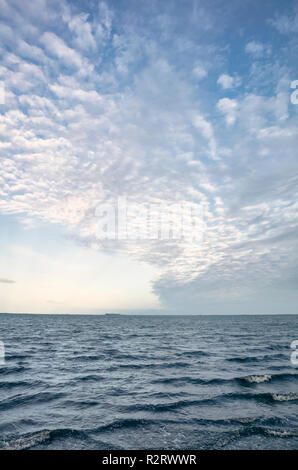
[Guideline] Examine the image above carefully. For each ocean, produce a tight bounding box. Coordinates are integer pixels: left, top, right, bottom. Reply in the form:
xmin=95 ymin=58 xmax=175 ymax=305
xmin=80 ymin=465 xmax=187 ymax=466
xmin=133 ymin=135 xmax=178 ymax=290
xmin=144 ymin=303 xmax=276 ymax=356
xmin=0 ymin=314 xmax=297 ymax=450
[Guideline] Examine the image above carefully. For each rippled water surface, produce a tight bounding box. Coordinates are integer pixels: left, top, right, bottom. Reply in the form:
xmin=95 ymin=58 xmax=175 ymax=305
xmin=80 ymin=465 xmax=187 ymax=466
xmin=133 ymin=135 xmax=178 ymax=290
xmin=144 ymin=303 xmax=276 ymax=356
xmin=0 ymin=314 xmax=297 ymax=449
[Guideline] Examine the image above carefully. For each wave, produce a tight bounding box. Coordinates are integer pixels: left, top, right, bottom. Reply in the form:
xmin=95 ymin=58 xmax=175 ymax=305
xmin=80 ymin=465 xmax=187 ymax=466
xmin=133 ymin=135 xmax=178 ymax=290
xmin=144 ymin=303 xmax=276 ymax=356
xmin=0 ymin=428 xmax=117 ymax=450
xmin=122 ymin=398 xmax=216 ymax=413
xmin=1 ymin=416 xmax=297 ymax=450
xmin=6 ymin=416 xmax=292 ymax=449
xmin=233 ymin=391 xmax=298 ymax=403
xmin=151 ymin=376 xmax=227 ymax=386
xmin=191 ymin=414 xmax=288 ymax=428
xmin=0 ymin=365 xmax=27 ymax=376
xmin=115 ymin=361 xmax=190 ymax=370
xmin=61 ymin=399 xmax=100 ymax=409
xmin=214 ymin=423 xmax=298 ymax=448
xmin=154 ymin=372 xmax=297 ymax=387
xmin=239 ymin=374 xmax=272 ymax=384
xmin=228 ymin=391 xmax=298 ymax=403
xmin=93 ymin=418 xmax=162 ymax=433
xmin=93 ymin=414 xmax=290 ymax=433
xmin=122 ymin=390 xmax=298 ymax=413
xmin=5 ymin=354 xmax=29 ymax=361
xmin=271 ymin=393 xmax=298 ymax=402
xmin=238 ymin=372 xmax=297 ymax=385
xmin=227 ymin=353 xmax=286 ymax=363
xmin=0 ymin=430 xmax=52 ymax=450
xmin=264 ymin=428 xmax=298 ymax=437
xmin=0 ymin=379 xmax=42 ymax=390
xmin=23 ymin=420 xmax=293 ymax=452
xmin=227 ymin=356 xmax=260 ymax=363
xmin=66 ymin=374 xmax=105 ymax=384
xmin=0 ymin=391 xmax=65 ymax=411
xmin=175 ymin=351 xmax=210 ymax=358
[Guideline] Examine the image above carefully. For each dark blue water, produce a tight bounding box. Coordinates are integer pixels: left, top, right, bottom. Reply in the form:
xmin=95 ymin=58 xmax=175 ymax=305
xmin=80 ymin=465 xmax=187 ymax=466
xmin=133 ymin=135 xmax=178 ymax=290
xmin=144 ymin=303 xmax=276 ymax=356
xmin=0 ymin=314 xmax=297 ymax=450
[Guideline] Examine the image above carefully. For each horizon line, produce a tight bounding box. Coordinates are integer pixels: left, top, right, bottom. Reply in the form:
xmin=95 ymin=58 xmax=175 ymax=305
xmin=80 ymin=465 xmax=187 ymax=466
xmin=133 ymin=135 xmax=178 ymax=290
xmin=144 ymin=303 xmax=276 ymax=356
xmin=0 ymin=312 xmax=297 ymax=316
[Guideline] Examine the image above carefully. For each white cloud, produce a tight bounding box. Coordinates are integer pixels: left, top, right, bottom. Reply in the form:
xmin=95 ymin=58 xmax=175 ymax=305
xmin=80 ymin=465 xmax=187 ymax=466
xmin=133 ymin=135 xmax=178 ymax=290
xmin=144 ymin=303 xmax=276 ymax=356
xmin=217 ymin=73 xmax=241 ymax=89
xmin=17 ymin=39 xmax=49 ymax=63
xmin=193 ymin=65 xmax=207 ymax=80
xmin=63 ymin=10 xmax=96 ymax=50
xmin=192 ymin=114 xmax=218 ymax=159
xmin=39 ymin=31 xmax=84 ymax=69
xmin=269 ymin=10 xmax=298 ymax=34
xmin=245 ymin=40 xmax=271 ymax=58
xmin=216 ymin=97 xmax=238 ymax=126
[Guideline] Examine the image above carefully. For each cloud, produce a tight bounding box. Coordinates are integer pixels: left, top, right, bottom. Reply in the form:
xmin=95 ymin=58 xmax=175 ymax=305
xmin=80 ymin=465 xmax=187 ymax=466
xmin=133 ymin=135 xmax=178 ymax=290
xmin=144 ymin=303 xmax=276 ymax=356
xmin=217 ymin=73 xmax=241 ymax=90
xmin=39 ymin=31 xmax=84 ymax=69
xmin=192 ymin=114 xmax=218 ymax=159
xmin=0 ymin=0 xmax=298 ymax=313
xmin=245 ymin=40 xmax=271 ymax=58
xmin=193 ymin=65 xmax=207 ymax=80
xmin=63 ymin=9 xmax=96 ymax=51
xmin=216 ymin=97 xmax=238 ymax=126
xmin=0 ymin=278 xmax=15 ymax=284
xmin=269 ymin=8 xmax=298 ymax=34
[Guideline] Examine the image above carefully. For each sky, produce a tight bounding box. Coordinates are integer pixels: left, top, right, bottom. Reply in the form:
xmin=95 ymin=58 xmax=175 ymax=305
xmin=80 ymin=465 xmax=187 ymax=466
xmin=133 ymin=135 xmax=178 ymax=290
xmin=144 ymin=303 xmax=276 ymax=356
xmin=0 ymin=0 xmax=298 ymax=314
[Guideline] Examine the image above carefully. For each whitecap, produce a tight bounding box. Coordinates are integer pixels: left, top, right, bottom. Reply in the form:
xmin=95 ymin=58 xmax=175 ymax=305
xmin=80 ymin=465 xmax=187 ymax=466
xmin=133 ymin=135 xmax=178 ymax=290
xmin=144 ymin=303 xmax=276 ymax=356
xmin=243 ymin=374 xmax=272 ymax=383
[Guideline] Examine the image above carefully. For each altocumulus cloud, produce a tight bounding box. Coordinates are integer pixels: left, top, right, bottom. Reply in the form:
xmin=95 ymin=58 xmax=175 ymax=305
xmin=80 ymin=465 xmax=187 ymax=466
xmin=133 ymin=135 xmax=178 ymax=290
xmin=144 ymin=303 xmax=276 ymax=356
xmin=0 ymin=0 xmax=298 ymax=313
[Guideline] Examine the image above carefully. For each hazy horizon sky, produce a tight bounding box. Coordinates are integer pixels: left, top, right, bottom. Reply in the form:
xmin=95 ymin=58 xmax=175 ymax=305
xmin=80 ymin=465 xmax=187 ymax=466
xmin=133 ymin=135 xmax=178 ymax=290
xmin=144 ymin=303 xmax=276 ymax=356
xmin=1 ymin=0 xmax=298 ymax=314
